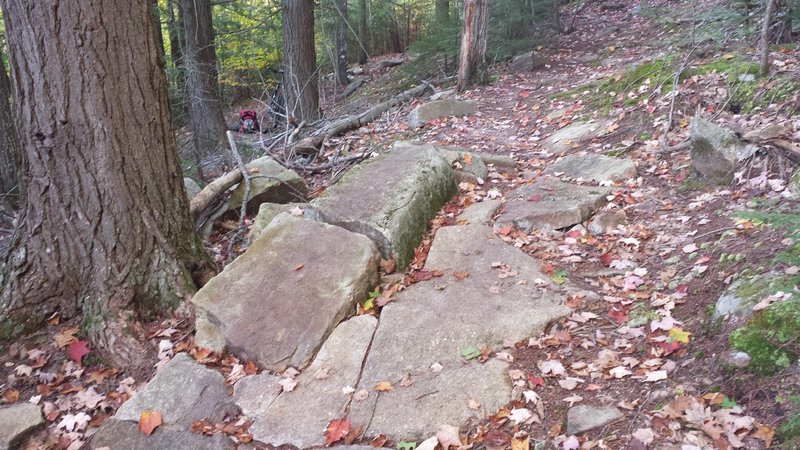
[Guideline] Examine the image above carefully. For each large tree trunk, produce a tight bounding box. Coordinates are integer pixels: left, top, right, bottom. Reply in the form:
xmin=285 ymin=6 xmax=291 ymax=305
xmin=0 ymin=0 xmax=211 ymax=367
xmin=282 ymin=0 xmax=320 ymax=123
xmin=333 ymin=0 xmax=350 ymax=86
xmin=760 ymin=0 xmax=777 ymax=74
xmin=357 ymin=0 xmax=369 ymax=64
xmin=457 ymin=0 xmax=490 ymax=92
xmin=181 ymin=0 xmax=228 ymax=180
xmin=0 ymin=49 xmax=20 ymax=202
xmin=435 ymin=0 xmax=450 ymax=23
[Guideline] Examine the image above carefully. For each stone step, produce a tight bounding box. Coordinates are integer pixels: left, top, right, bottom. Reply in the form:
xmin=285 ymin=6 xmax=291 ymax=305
xmin=544 ymin=153 xmax=637 ymax=182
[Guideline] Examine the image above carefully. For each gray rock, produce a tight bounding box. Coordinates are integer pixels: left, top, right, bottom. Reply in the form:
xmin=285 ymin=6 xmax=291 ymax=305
xmin=545 ymin=154 xmax=637 ymax=182
xmin=228 ymin=156 xmax=308 ymax=213
xmin=722 ymin=350 xmax=751 ymax=368
xmin=246 ymin=315 xmax=378 ymax=448
xmin=430 ymin=88 xmax=456 ymax=101
xmin=184 ymin=178 xmax=202 ymax=202
xmin=587 ymin=210 xmax=627 ymax=235
xmin=544 ymin=121 xmax=609 ymax=154
xmin=713 ymin=277 xmax=768 ymax=322
xmin=0 ymin=403 xmax=43 ymax=450
xmin=308 ymin=143 xmax=456 ymax=269
xmin=546 ymin=109 xmax=567 ymax=122
xmin=575 ymin=53 xmax=599 ymax=64
xmin=248 ymin=202 xmax=307 ymax=240
xmin=494 ymin=177 xmax=614 ymax=232
xmin=690 ymin=117 xmax=756 ymax=184
xmin=457 ymin=200 xmax=502 ymax=225
xmin=408 ymin=99 xmax=477 ymax=128
xmin=193 ymin=214 xmax=379 ymax=370
xmin=349 ymin=224 xmax=568 ymax=439
xmin=510 ymin=51 xmax=547 ymax=73
xmin=481 ymin=154 xmax=517 ymax=172
xmin=114 ymin=353 xmax=234 ymax=426
xmin=566 ymin=405 xmax=624 ymax=435
xmin=91 ymin=419 xmax=233 ymax=450
xmin=233 ymin=373 xmax=282 ymax=418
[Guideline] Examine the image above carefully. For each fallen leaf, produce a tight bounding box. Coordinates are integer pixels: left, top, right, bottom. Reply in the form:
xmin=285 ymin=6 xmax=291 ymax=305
xmin=370 ymin=434 xmax=389 ymax=448
xmin=54 ymin=326 xmax=79 ymax=348
xmin=460 ymin=346 xmax=480 ymax=360
xmin=417 ymin=436 xmax=438 ymax=450
xmin=562 ymin=435 xmax=580 ymax=450
xmin=68 ymin=340 xmax=90 ymax=364
xmin=537 ymin=359 xmax=566 ymax=376
xmin=436 ymin=424 xmax=462 ymax=450
xmin=752 ymin=423 xmax=774 ymax=447
xmin=563 ymin=394 xmax=583 ymax=406
xmin=138 ymin=411 xmax=162 ymax=436
xmin=509 ymin=408 xmax=532 ymax=425
xmin=511 ymin=433 xmax=529 ymax=450
xmin=644 ymin=370 xmax=668 ymax=382
xmin=632 ymin=428 xmax=655 ymax=444
xmin=668 ymin=327 xmax=691 ymax=344
xmin=293 ymin=263 xmax=304 ymax=271
xmin=325 ymin=418 xmax=351 ymax=446
xmin=374 ymin=381 xmax=393 ymax=392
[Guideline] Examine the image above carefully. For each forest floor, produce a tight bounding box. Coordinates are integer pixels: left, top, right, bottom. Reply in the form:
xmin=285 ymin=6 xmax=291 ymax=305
xmin=1 ymin=0 xmax=799 ymax=449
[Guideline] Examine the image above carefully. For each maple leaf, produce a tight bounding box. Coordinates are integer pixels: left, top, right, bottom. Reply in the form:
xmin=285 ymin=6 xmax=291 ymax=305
xmin=54 ymin=326 xmax=79 ymax=348
xmin=324 ymin=418 xmax=351 ymax=446
xmin=138 ymin=411 xmax=162 ymax=436
xmin=668 ymin=327 xmax=691 ymax=344
xmin=68 ymin=340 xmax=90 ymax=364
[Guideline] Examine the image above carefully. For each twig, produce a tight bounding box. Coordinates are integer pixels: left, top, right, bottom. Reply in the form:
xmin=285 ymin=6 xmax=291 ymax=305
xmin=287 ymin=120 xmax=306 ymax=145
xmin=225 ymin=131 xmax=251 ymax=263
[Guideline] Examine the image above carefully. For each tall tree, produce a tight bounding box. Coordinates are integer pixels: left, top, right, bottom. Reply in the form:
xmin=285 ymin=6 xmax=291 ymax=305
xmin=435 ymin=0 xmax=450 ymax=24
xmin=282 ymin=0 xmax=320 ymax=123
xmin=357 ymin=0 xmax=369 ymax=64
xmin=0 ymin=0 xmax=210 ymax=366
xmin=181 ymin=0 xmax=228 ymax=179
xmin=760 ymin=0 xmax=777 ymax=74
xmin=0 ymin=49 xmax=20 ymax=202
xmin=333 ymin=0 xmax=350 ymax=85
xmin=167 ymin=0 xmax=188 ymax=103
xmin=457 ymin=0 xmax=489 ymax=91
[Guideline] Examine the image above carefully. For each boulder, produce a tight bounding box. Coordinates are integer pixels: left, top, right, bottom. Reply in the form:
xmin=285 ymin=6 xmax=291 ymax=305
xmin=91 ymin=419 xmax=233 ymax=450
xmin=713 ymin=277 xmax=769 ymax=322
xmin=248 ymin=202 xmax=307 ymax=240
xmin=228 ymin=156 xmax=308 ymax=213
xmin=0 ymin=403 xmax=43 ymax=450
xmin=192 ymin=214 xmax=379 ymax=370
xmin=566 ymin=405 xmax=624 ymax=435
xmin=243 ymin=316 xmax=378 ymax=448
xmin=510 ymin=51 xmax=547 ymax=73
xmin=690 ymin=117 xmax=756 ymax=184
xmin=113 ymin=353 xmax=235 ymax=426
xmin=544 ymin=154 xmax=637 ymax=182
xmin=307 ymin=144 xmax=456 ymax=269
xmin=457 ymin=199 xmax=502 ymax=225
xmin=587 ymin=210 xmax=627 ymax=235
xmin=544 ymin=121 xmax=609 ymax=154
xmin=494 ymin=177 xmax=614 ymax=232
xmin=349 ymin=224 xmax=568 ymax=439
xmin=183 ymin=178 xmax=202 ymax=202
xmin=233 ymin=373 xmax=282 ymax=419
xmin=408 ymin=99 xmax=477 ymax=128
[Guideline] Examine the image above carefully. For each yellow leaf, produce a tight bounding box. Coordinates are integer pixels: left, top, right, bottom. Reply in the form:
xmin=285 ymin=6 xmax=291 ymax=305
xmin=668 ymin=327 xmax=691 ymax=344
xmin=511 ymin=434 xmax=529 ymax=450
xmin=722 ymin=53 xmax=735 ymax=60
xmin=374 ymin=381 xmax=393 ymax=392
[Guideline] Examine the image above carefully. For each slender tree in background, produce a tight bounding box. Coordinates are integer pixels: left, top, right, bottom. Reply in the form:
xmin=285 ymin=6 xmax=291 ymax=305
xmin=167 ymin=0 xmax=188 ymax=102
xmin=0 ymin=50 xmax=20 ymax=202
xmin=0 ymin=0 xmax=210 ymax=366
xmin=435 ymin=0 xmax=449 ymax=24
xmin=181 ymin=0 xmax=228 ymax=179
xmin=357 ymin=0 xmax=369 ymax=64
xmin=282 ymin=0 xmax=320 ymax=123
xmin=760 ymin=0 xmax=777 ymax=74
xmin=333 ymin=0 xmax=350 ymax=86
xmin=457 ymin=0 xmax=489 ymax=91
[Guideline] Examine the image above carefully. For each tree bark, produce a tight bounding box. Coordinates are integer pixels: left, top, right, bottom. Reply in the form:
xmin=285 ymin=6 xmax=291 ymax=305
xmin=435 ymin=0 xmax=450 ymax=23
xmin=181 ymin=0 xmax=228 ymax=180
xmin=357 ymin=0 xmax=369 ymax=64
xmin=333 ymin=0 xmax=350 ymax=86
xmin=0 ymin=0 xmax=211 ymax=367
xmin=760 ymin=0 xmax=777 ymax=74
xmin=282 ymin=0 xmax=320 ymax=123
xmin=0 ymin=48 xmax=20 ymax=202
xmin=152 ymin=0 xmax=167 ymax=64
xmin=167 ymin=0 xmax=188 ymax=102
xmin=457 ymin=0 xmax=490 ymax=92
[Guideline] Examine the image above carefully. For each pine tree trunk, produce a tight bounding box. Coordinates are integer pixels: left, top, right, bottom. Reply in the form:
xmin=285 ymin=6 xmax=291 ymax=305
xmin=0 ymin=0 xmax=211 ymax=367
xmin=167 ymin=0 xmax=188 ymax=104
xmin=334 ymin=0 xmax=350 ymax=86
xmin=435 ymin=0 xmax=450 ymax=23
xmin=0 ymin=50 xmax=20 ymax=202
xmin=181 ymin=0 xmax=228 ymax=180
xmin=457 ymin=0 xmax=490 ymax=92
xmin=152 ymin=0 xmax=167 ymax=63
xmin=357 ymin=0 xmax=369 ymax=64
xmin=760 ymin=0 xmax=776 ymax=74
xmin=282 ymin=0 xmax=320 ymax=123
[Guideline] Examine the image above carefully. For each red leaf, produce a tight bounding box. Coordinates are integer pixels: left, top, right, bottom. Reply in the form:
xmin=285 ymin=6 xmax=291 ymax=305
xmin=658 ymin=341 xmax=681 ymax=356
xmin=496 ymin=224 xmax=515 ymax=236
xmin=527 ymin=375 xmax=544 ymax=387
xmin=138 ymin=411 xmax=162 ymax=436
xmin=527 ymin=194 xmax=541 ymax=202
xmin=566 ymin=230 xmax=581 ymax=239
xmin=599 ymin=253 xmax=614 ymax=267
xmin=412 ymin=271 xmax=434 ymax=282
xmin=608 ymin=307 xmax=628 ymax=324
xmin=68 ymin=340 xmax=90 ymax=364
xmin=519 ymin=90 xmax=530 ymax=98
xmin=325 ymin=418 xmax=351 ymax=446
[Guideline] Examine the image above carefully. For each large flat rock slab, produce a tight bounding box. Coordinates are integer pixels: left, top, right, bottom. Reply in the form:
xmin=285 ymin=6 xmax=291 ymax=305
xmin=494 ymin=178 xmax=614 ymax=232
xmin=349 ymin=224 xmax=568 ymax=440
xmin=193 ymin=214 xmax=379 ymax=371
xmin=308 ymin=144 xmax=456 ymax=269
xmin=0 ymin=403 xmax=43 ymax=450
xmin=544 ymin=121 xmax=609 ymax=154
xmin=408 ymin=99 xmax=477 ymax=128
xmin=114 ymin=353 xmax=235 ymax=426
xmin=243 ymin=315 xmax=378 ymax=448
xmin=544 ymin=154 xmax=637 ymax=182
xmin=91 ymin=419 xmax=233 ymax=450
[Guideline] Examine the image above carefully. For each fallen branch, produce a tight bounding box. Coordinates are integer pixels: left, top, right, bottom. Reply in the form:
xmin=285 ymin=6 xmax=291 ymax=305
xmin=190 ymin=169 xmax=243 ymax=221
xmin=225 ymin=131 xmax=251 ymax=262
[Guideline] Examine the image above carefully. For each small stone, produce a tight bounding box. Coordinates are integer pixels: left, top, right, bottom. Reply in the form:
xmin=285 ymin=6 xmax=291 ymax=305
xmin=0 ymin=403 xmax=43 ymax=450
xmin=587 ymin=210 xmax=627 ymax=236
xmin=457 ymin=200 xmax=502 ymax=225
xmin=566 ymin=404 xmax=623 ymax=435
xmin=723 ymin=350 xmax=751 ymax=368
xmin=510 ymin=51 xmax=547 ymax=73
xmin=690 ymin=117 xmax=757 ymax=184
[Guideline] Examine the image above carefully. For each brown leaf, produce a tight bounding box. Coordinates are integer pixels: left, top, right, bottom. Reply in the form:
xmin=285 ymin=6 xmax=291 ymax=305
xmin=374 ymin=381 xmax=393 ymax=392
xmin=2 ymin=389 xmax=19 ymax=402
xmin=752 ymin=424 xmax=774 ymax=448
xmin=452 ymin=271 xmax=470 ymax=280
xmin=293 ymin=263 xmax=304 ymax=271
xmin=54 ymin=326 xmax=80 ymax=348
xmin=370 ymin=434 xmax=389 ymax=447
xmin=380 ymin=259 xmax=396 ymax=273
xmin=324 ymin=418 xmax=351 ymax=446
xmin=138 ymin=411 xmax=162 ymax=436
